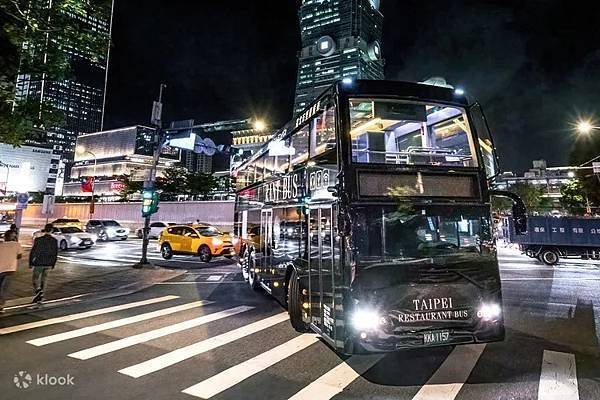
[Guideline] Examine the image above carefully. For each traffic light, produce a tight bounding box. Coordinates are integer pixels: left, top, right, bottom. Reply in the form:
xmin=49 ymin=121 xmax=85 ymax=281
xmin=141 ymin=189 xmax=160 ymax=217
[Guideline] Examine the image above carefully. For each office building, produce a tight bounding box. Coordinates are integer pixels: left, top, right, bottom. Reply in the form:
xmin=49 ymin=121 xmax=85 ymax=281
xmin=14 ymin=1 xmax=114 ymax=167
xmin=294 ymin=0 xmax=385 ymax=115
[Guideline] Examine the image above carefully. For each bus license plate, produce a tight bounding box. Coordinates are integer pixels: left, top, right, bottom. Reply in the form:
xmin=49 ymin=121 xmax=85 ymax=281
xmin=423 ymin=330 xmax=450 ymax=345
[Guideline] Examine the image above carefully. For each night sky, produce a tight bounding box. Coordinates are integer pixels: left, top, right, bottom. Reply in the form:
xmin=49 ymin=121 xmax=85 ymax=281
xmin=104 ymin=0 xmax=600 ymax=173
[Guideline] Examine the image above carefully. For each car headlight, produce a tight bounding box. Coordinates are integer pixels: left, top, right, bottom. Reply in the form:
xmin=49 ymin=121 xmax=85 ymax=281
xmin=212 ymin=238 xmax=223 ymax=246
xmin=350 ymin=308 xmax=381 ymax=331
xmin=91 ymin=234 xmax=98 ymax=242
xmin=477 ymin=303 xmax=502 ymax=321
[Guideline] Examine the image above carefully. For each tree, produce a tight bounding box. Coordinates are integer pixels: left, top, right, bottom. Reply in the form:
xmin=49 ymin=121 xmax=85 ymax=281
xmin=559 ymin=180 xmax=588 ymax=215
xmin=116 ymin=175 xmax=143 ymax=201
xmin=569 ymin=135 xmax=600 ymax=209
xmin=188 ymin=172 xmax=218 ymax=200
xmin=0 ymin=0 xmax=111 ymax=144
xmin=506 ymin=182 xmax=551 ymax=214
xmin=157 ymin=167 xmax=188 ymax=200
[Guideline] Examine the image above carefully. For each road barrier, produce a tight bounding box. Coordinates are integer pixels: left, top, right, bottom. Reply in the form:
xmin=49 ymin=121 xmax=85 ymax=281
xmin=22 ymin=200 xmax=235 ymax=231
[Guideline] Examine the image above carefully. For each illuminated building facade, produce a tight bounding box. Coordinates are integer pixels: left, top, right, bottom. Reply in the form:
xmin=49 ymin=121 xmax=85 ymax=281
xmin=14 ymin=1 xmax=114 ymax=168
xmin=294 ymin=0 xmax=385 ymax=115
xmin=63 ymin=126 xmax=180 ymax=197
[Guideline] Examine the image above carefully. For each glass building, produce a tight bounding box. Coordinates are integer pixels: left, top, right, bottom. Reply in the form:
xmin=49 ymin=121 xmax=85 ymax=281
xmin=294 ymin=0 xmax=385 ymax=115
xmin=14 ymin=1 xmax=114 ymax=171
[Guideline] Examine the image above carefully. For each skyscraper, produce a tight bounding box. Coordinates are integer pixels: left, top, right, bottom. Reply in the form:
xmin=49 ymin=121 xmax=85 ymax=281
xmin=14 ymin=1 xmax=114 ymax=169
xmin=294 ymin=0 xmax=385 ymax=115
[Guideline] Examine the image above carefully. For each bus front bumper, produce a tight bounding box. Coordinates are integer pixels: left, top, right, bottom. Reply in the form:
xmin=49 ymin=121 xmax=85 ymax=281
xmin=347 ymin=322 xmax=504 ymax=353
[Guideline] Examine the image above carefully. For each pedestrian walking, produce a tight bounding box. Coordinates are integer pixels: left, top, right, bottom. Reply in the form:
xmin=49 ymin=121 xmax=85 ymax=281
xmin=29 ymin=224 xmax=58 ymax=304
xmin=0 ymin=232 xmax=23 ymax=312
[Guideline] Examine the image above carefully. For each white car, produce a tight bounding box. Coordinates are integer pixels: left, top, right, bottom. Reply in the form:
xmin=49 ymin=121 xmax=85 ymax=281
xmin=136 ymin=221 xmax=175 ymax=239
xmin=33 ymin=226 xmax=97 ymax=251
xmin=0 ymin=222 xmax=11 ymax=238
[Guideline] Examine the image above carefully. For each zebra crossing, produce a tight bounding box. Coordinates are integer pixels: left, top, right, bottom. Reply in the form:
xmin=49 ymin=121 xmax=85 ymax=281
xmin=0 ymin=294 xmax=591 ymax=400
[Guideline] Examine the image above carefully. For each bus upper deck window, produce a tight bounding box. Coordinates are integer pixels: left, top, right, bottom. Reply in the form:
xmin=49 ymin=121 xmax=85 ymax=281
xmin=314 ymin=106 xmax=336 ymax=156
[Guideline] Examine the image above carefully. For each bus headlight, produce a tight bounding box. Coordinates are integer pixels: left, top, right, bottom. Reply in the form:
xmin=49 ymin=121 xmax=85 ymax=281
xmin=350 ymin=308 xmax=381 ymax=331
xmin=212 ymin=238 xmax=223 ymax=246
xmin=477 ymin=303 xmax=502 ymax=321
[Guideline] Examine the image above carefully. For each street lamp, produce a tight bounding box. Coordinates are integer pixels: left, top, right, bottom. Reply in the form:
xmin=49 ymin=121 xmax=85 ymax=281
xmin=253 ymin=120 xmax=267 ymax=132
xmin=76 ymin=146 xmax=97 ymax=218
xmin=576 ymin=120 xmax=600 ymax=134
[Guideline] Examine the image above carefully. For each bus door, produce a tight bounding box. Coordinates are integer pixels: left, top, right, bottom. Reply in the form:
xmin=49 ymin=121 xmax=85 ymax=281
xmin=308 ymin=205 xmax=336 ymax=339
xmin=260 ymin=209 xmax=273 ymax=274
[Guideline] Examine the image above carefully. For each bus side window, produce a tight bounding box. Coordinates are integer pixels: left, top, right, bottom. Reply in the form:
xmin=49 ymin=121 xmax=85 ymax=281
xmin=291 ymin=125 xmax=310 ymax=167
xmin=313 ymin=106 xmax=336 ymax=157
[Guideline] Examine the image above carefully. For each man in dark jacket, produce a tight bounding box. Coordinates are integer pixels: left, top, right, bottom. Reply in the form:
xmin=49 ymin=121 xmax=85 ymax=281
xmin=29 ymin=224 xmax=58 ymax=304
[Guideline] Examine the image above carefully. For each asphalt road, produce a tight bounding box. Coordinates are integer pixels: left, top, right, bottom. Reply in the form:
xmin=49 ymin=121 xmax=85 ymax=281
xmin=0 ymin=242 xmax=599 ymax=400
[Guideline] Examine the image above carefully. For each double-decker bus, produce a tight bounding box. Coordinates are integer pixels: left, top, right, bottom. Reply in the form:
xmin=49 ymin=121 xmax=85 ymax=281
xmin=231 ymin=79 xmax=526 ymax=354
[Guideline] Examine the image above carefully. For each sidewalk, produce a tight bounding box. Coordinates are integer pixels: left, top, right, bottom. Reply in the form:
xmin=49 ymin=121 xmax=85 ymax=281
xmin=2 ymin=252 xmax=185 ymax=313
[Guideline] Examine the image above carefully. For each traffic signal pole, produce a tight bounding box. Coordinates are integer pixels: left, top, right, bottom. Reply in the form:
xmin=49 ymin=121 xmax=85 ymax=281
xmin=134 ymin=84 xmax=166 ymax=269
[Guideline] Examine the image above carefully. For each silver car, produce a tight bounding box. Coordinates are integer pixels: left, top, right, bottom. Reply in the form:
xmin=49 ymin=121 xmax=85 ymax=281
xmin=33 ymin=227 xmax=97 ymax=250
xmin=85 ymin=219 xmax=130 ymax=241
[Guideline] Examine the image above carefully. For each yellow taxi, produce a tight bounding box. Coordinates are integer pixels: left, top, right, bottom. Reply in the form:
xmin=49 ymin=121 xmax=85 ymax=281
xmin=158 ymin=224 xmax=235 ymax=262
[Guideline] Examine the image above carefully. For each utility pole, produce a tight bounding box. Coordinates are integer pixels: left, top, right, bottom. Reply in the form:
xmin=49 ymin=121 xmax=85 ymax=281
xmin=135 ymin=83 xmax=167 ymax=268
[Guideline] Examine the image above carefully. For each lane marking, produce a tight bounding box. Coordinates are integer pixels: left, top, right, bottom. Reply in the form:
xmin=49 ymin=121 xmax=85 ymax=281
xmin=119 ymin=312 xmax=289 ymax=378
xmin=26 ymin=300 xmax=212 ymax=346
xmin=288 ymin=354 xmax=383 ymax=400
xmin=207 ymin=275 xmax=223 ymax=281
xmin=181 ymin=334 xmax=320 ymax=399
xmin=411 ymin=344 xmax=486 ymax=400
xmin=69 ymin=305 xmax=253 ymax=360
xmin=0 ymin=295 xmax=179 ymax=335
xmin=502 ymin=278 xmax=600 ymax=281
xmin=538 ymin=350 xmax=579 ymax=400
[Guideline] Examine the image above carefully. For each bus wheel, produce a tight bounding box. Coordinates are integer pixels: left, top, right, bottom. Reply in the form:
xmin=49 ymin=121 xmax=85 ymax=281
xmin=541 ymin=249 xmax=559 ymax=265
xmin=248 ymin=252 xmax=260 ymax=291
xmin=287 ymin=269 xmax=310 ymax=333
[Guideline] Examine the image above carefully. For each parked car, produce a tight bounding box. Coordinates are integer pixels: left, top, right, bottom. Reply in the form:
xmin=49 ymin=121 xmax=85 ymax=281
xmin=85 ymin=219 xmax=130 ymax=241
xmin=33 ymin=226 xmax=96 ymax=250
xmin=51 ymin=218 xmax=84 ymax=230
xmin=0 ymin=221 xmax=12 ymax=238
xmin=135 ymin=222 xmax=176 ymax=239
xmin=158 ymin=224 xmax=235 ymax=262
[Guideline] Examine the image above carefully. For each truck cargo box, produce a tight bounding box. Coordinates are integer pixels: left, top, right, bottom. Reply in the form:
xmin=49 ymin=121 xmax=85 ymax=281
xmin=509 ymin=216 xmax=600 ymax=247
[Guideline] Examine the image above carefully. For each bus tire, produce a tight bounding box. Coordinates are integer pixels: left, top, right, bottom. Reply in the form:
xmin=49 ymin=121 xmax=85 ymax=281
xmin=248 ymin=251 xmax=260 ymax=291
xmin=287 ymin=269 xmax=310 ymax=333
xmin=540 ymin=249 xmax=559 ymax=265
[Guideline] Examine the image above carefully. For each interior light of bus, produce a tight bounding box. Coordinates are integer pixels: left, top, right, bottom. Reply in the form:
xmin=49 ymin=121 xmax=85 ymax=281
xmin=350 ymin=308 xmax=381 ymax=331
xmin=477 ymin=303 xmax=502 ymax=321
xmin=302 ymin=302 xmax=310 ymax=309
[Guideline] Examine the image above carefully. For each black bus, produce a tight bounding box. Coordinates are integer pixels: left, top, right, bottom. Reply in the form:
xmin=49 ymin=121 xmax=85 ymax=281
xmin=232 ymin=79 xmax=525 ymax=354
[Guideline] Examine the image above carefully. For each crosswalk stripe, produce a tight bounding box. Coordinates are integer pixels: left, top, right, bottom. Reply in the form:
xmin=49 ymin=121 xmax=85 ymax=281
xmin=26 ymin=300 xmax=212 ymax=346
xmin=538 ymin=350 xmax=579 ymax=400
xmin=288 ymin=354 xmax=383 ymax=400
xmin=119 ymin=312 xmax=289 ymax=378
xmin=68 ymin=305 xmax=254 ymax=360
xmin=181 ymin=334 xmax=320 ymax=399
xmin=411 ymin=344 xmax=486 ymax=400
xmin=0 ymin=295 xmax=179 ymax=335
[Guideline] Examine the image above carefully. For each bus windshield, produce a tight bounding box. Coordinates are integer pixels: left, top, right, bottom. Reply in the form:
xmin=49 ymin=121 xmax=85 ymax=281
xmin=352 ymin=205 xmax=493 ymax=268
xmin=349 ymin=98 xmax=477 ymax=167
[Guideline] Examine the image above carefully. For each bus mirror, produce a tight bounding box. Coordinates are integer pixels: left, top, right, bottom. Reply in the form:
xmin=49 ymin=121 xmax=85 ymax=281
xmin=489 ymin=189 xmax=527 ymax=235
xmin=512 ymin=203 xmax=527 ymax=236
